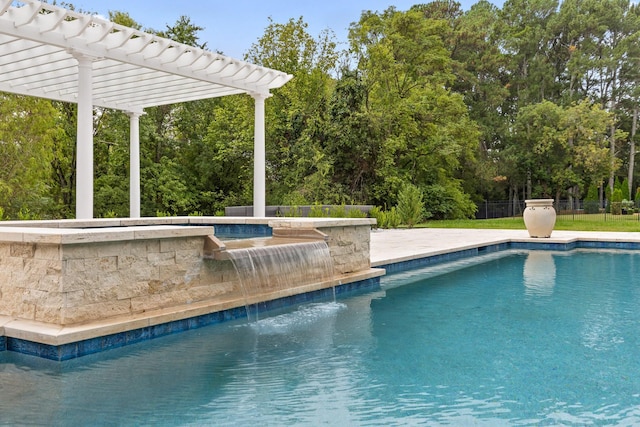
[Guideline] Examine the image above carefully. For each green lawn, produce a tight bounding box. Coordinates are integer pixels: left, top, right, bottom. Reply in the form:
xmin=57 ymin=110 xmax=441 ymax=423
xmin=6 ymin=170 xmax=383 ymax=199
xmin=422 ymin=213 xmax=640 ymax=232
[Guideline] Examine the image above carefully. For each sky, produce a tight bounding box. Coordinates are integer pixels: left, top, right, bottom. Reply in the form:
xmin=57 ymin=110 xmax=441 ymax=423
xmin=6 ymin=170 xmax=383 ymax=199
xmin=73 ymin=0 xmax=504 ymax=60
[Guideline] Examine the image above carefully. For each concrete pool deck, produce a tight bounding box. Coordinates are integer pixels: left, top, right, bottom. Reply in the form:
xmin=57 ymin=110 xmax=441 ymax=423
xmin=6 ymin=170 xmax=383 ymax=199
xmin=370 ymin=228 xmax=640 ymax=267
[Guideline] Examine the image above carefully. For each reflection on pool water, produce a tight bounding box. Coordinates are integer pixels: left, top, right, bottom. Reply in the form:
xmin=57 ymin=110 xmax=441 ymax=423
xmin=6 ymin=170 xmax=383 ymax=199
xmin=2 ymin=249 xmax=640 ymax=425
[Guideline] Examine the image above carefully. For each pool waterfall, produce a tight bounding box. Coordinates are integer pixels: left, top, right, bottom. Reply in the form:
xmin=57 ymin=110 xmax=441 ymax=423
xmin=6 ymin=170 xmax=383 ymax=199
xmin=0 ymin=217 xmax=383 ymax=360
xmin=224 ymin=238 xmax=337 ymax=321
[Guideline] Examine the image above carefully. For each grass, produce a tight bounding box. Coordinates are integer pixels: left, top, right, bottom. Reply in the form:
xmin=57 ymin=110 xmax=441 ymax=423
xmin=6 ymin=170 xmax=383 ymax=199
xmin=420 ymin=213 xmax=640 ymax=232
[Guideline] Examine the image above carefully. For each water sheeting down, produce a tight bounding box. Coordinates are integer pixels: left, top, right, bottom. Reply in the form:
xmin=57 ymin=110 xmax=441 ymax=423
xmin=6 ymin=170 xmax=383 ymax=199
xmin=227 ymin=240 xmax=336 ymax=319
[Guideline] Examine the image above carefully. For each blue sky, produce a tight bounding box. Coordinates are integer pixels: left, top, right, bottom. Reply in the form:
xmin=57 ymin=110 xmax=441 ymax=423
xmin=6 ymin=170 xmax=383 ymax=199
xmin=75 ymin=1 xmax=503 ymax=60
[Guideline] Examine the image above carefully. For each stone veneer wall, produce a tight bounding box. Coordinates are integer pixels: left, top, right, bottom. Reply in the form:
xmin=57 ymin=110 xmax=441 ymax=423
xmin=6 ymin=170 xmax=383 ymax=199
xmin=0 ymin=241 xmax=63 ymax=324
xmin=0 ymin=235 xmax=243 ymax=325
xmin=0 ymin=218 xmax=376 ymax=327
xmin=322 ymin=225 xmax=371 ymax=275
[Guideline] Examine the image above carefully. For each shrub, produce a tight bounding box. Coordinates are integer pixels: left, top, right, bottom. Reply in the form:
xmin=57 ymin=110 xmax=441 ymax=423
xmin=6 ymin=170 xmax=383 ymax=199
xmin=369 ymin=206 xmax=384 ymax=229
xmin=621 ymin=178 xmax=630 ymax=201
xmin=396 ymin=183 xmax=424 ymax=228
xmin=610 ymin=188 xmax=623 ymax=215
xmin=622 ymin=199 xmax=634 ymax=214
xmin=347 ymin=207 xmax=367 ymax=218
xmin=386 ymin=207 xmax=401 ymax=228
xmin=284 ymin=206 xmax=302 ymax=217
xmin=308 ymin=204 xmax=328 ymax=217
xmin=368 ymin=206 xmax=401 ymax=229
xmin=422 ymin=183 xmax=477 ymax=220
xmin=16 ymin=207 xmax=41 ymax=220
xmin=584 ymin=184 xmax=600 ymax=214
xmin=371 ymin=206 xmax=387 ymax=228
xmin=329 ymin=204 xmax=347 ymax=218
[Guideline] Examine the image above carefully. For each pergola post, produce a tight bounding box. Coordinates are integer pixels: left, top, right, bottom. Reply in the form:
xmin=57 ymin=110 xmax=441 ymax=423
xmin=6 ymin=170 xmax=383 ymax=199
xmin=252 ymin=92 xmax=271 ymax=217
xmin=128 ymin=111 xmax=142 ymax=218
xmin=75 ymin=54 xmax=94 ymax=219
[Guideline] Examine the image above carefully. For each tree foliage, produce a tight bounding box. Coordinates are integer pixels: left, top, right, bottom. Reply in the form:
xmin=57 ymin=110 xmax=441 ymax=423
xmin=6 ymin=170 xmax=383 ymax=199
xmin=3 ymin=1 xmax=640 ymax=220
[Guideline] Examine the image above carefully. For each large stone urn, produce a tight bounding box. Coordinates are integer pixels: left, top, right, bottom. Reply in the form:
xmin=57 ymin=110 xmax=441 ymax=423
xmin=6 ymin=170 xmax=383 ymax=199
xmin=523 ymin=199 xmax=556 ymax=238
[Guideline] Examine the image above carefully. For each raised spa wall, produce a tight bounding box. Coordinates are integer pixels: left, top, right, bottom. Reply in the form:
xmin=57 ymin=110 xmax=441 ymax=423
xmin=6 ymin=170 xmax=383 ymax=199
xmin=0 ymin=217 xmax=382 ymax=334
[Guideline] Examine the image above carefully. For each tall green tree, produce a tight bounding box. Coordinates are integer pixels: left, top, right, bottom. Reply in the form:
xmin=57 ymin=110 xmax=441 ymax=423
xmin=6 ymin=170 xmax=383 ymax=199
xmin=0 ymin=95 xmax=60 ymax=218
xmin=245 ymin=17 xmax=339 ymax=205
xmin=513 ymin=99 xmax=614 ymax=199
xmin=418 ymin=1 xmax=511 ymax=202
xmin=347 ymin=7 xmax=479 ymax=215
xmin=498 ymin=0 xmax=559 ymax=106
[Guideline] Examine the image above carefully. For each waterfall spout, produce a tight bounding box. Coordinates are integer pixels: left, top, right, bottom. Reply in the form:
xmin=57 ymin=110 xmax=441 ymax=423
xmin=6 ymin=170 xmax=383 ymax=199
xmin=226 ymin=239 xmax=336 ymax=321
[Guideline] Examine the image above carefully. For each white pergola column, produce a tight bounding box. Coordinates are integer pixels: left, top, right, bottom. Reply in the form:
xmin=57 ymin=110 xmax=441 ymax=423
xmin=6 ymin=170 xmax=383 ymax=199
xmin=128 ymin=111 xmax=142 ymax=218
xmin=75 ymin=54 xmax=94 ymax=219
xmin=252 ymin=92 xmax=271 ymax=217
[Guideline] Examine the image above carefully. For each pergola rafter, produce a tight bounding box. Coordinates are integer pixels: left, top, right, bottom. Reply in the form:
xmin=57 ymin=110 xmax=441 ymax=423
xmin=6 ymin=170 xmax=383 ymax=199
xmin=0 ymin=0 xmax=292 ymax=218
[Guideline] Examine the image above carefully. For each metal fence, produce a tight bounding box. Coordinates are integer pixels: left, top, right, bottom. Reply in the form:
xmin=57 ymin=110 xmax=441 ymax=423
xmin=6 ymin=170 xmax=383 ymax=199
xmin=476 ymin=200 xmax=640 ymax=222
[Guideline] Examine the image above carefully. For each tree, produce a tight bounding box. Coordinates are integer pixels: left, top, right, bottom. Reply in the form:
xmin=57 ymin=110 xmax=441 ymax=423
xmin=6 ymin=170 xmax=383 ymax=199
xmin=138 ymin=14 xmax=210 ymax=215
xmin=513 ymin=99 xmax=613 ymax=200
xmin=499 ymin=0 xmax=560 ymax=105
xmin=347 ymin=7 xmax=479 ymax=211
xmin=158 ymin=15 xmax=207 ymax=49
xmin=245 ymin=17 xmax=339 ymax=205
xmin=444 ymin=1 xmax=511 ymax=202
xmin=0 ymin=95 xmax=60 ymax=218
xmin=325 ymin=69 xmax=377 ymax=202
xmin=196 ymin=96 xmax=255 ymax=212
xmin=49 ymin=101 xmax=77 ymax=218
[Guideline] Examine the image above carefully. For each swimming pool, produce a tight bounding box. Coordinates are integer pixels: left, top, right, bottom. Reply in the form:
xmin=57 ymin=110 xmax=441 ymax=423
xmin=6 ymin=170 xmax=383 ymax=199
xmin=2 ymin=249 xmax=640 ymax=425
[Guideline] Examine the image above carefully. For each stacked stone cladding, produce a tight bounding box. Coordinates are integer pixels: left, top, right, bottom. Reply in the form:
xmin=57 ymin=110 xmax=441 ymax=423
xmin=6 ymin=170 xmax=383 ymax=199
xmin=322 ymin=226 xmax=371 ymax=275
xmin=0 ymin=237 xmax=242 ymax=325
xmin=0 ymin=219 xmax=374 ymax=326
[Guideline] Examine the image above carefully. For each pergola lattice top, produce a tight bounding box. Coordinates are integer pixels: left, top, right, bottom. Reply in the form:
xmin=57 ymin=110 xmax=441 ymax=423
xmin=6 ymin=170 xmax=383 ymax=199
xmin=0 ymin=0 xmax=292 ymax=113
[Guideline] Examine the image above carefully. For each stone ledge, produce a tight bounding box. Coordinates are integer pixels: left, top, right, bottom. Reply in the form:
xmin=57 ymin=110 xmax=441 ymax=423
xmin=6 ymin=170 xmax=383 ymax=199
xmin=269 ymin=218 xmax=376 ymax=228
xmin=0 ymin=216 xmax=373 ymax=230
xmin=0 ymin=225 xmax=214 ymax=244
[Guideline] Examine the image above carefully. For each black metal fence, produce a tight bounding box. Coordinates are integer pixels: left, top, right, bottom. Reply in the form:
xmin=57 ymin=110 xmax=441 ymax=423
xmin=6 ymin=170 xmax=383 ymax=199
xmin=476 ymin=200 xmax=640 ymax=221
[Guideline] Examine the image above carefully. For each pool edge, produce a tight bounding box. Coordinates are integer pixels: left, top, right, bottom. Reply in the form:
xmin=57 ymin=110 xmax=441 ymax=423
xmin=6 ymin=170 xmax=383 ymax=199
xmin=5 ymin=235 xmax=640 ymax=361
xmin=0 ymin=274 xmax=383 ymax=361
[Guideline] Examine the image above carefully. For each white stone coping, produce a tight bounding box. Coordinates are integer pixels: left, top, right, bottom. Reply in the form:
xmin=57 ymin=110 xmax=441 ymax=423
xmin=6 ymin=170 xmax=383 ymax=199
xmin=0 ymin=217 xmax=374 ymax=236
xmin=0 ymin=216 xmax=376 ymax=228
xmin=0 ymin=216 xmax=247 ymax=228
xmin=0 ymin=225 xmax=214 ymax=244
xmin=269 ymin=218 xmax=376 ymax=228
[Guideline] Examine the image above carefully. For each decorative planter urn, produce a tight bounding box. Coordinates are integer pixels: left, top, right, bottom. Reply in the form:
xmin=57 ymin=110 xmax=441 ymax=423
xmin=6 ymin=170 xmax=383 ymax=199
xmin=523 ymin=199 xmax=556 ymax=238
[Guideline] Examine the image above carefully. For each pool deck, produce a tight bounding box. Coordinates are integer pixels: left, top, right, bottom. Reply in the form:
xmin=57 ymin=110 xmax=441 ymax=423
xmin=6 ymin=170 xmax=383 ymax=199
xmin=370 ymin=228 xmax=640 ymax=267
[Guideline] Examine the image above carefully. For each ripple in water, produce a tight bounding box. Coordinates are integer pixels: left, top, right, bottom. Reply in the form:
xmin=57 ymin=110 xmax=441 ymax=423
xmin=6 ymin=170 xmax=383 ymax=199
xmin=248 ymin=301 xmax=347 ymax=335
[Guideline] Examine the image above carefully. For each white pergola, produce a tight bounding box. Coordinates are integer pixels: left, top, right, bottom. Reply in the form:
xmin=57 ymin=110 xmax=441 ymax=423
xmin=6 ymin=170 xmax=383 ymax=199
xmin=0 ymin=0 xmax=292 ymax=218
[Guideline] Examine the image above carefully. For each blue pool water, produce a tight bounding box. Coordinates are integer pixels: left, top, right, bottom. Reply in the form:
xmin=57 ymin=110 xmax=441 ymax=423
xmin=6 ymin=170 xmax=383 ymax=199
xmin=2 ymin=249 xmax=640 ymax=425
